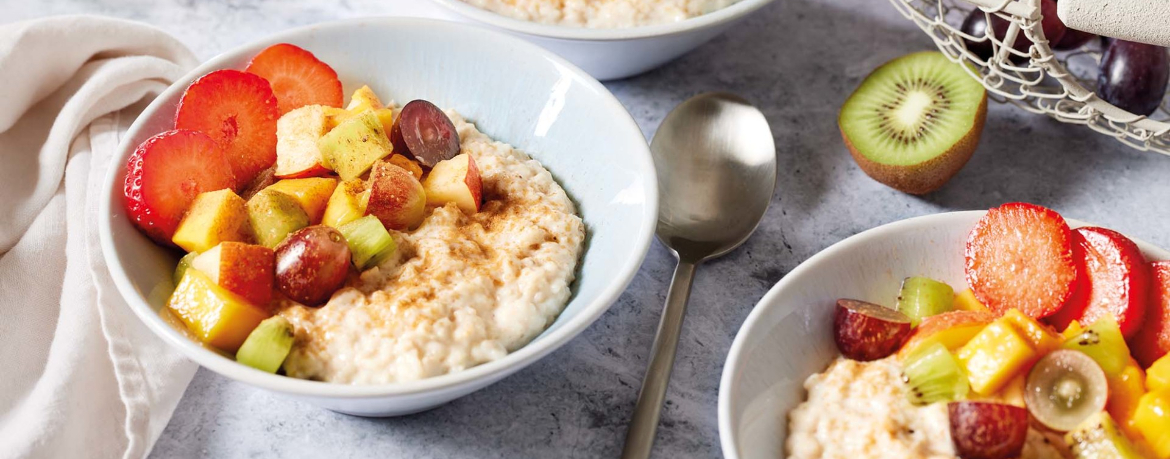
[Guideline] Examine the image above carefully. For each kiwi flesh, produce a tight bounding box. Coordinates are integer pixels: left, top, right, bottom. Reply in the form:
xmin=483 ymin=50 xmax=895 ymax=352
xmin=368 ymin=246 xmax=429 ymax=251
xmin=897 ymin=276 xmax=955 ymax=327
xmin=839 ymin=52 xmax=988 ymax=195
xmin=1065 ymin=412 xmax=1146 ymax=459
xmin=902 ymin=342 xmax=969 ymax=405
xmin=236 ymin=316 xmax=295 ymax=374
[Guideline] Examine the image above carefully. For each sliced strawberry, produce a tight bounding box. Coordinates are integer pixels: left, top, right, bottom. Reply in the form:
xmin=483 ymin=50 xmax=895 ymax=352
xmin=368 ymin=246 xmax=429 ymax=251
xmin=1047 ymin=227 xmax=1149 ymax=338
xmin=965 ymin=203 xmax=1078 ymax=319
xmin=175 ymin=69 xmax=278 ymax=190
xmin=244 ymin=43 xmax=343 ymax=116
xmin=123 ymin=130 xmax=237 ymax=245
xmin=1133 ymin=261 xmax=1170 ymax=367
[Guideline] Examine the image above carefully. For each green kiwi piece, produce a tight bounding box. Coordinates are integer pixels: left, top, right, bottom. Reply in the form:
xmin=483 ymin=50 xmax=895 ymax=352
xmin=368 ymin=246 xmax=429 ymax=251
xmin=247 ymin=189 xmax=310 ymax=248
xmin=1062 ymin=315 xmax=1130 ymax=377
xmin=897 ymin=276 xmax=955 ymax=327
xmin=902 ymin=342 xmax=969 ymax=405
xmin=174 ymin=251 xmax=199 ymax=287
xmin=839 ymin=52 xmax=988 ymax=195
xmin=1066 ymin=412 xmax=1146 ymax=459
xmin=338 ymin=215 xmax=397 ymax=270
xmin=236 ymin=316 xmax=295 ymax=374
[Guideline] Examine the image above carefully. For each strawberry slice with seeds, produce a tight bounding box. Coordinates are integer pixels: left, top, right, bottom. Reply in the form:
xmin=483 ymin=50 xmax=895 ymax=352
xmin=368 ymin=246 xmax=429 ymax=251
xmin=965 ymin=203 xmax=1078 ymax=319
xmin=1047 ymin=227 xmax=1149 ymax=338
xmin=175 ymin=69 xmax=278 ymax=190
xmin=244 ymin=43 xmax=343 ymax=116
xmin=123 ymin=130 xmax=237 ymax=245
xmin=1134 ymin=261 xmax=1170 ymax=367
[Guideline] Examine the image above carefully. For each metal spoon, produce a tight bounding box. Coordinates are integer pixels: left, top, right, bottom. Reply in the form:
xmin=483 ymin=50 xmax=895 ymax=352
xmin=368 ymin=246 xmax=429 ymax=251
xmin=621 ymin=93 xmax=776 ymax=459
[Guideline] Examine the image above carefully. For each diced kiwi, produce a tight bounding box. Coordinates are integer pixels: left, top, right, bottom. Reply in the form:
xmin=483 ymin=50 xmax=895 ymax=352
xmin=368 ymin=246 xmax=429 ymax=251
xmin=897 ymin=276 xmax=955 ymax=327
xmin=235 ymin=316 xmax=295 ymax=374
xmin=1066 ymin=412 xmax=1146 ymax=459
xmin=174 ymin=251 xmax=199 ymax=286
xmin=839 ymin=51 xmax=988 ymax=195
xmin=902 ymin=342 xmax=969 ymax=405
xmin=337 ymin=215 xmax=397 ymax=270
xmin=317 ymin=110 xmax=393 ymax=181
xmin=1062 ymin=315 xmax=1130 ymax=377
xmin=246 ymin=189 xmax=310 ymax=248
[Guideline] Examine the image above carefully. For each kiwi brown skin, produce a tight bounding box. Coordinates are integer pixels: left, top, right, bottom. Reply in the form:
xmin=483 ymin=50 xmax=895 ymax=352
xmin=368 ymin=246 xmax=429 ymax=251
xmin=841 ymin=93 xmax=987 ymax=195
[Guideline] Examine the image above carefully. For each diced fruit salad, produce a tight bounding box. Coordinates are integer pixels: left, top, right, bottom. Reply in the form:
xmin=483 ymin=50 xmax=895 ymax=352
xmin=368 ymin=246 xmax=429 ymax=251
xmin=123 ymin=43 xmax=485 ymax=374
xmin=830 ymin=203 xmax=1170 ymax=459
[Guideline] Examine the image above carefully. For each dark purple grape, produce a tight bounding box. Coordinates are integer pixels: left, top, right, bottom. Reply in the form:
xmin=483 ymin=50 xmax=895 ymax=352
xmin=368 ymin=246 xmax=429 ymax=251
xmin=961 ymin=0 xmax=1065 ymax=64
xmin=1098 ymin=40 xmax=1170 ymax=116
xmin=274 ymin=226 xmax=351 ymax=306
xmin=961 ymin=11 xmax=995 ymax=61
xmin=390 ymin=99 xmax=460 ymax=168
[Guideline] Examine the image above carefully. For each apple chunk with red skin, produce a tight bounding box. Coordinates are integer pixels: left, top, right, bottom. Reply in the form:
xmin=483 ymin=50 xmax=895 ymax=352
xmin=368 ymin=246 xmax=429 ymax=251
xmin=366 ymin=160 xmax=426 ymax=230
xmin=274 ymin=105 xmax=331 ymax=179
xmin=191 ymin=241 xmax=275 ymax=306
xmin=423 ymin=153 xmax=483 ymax=213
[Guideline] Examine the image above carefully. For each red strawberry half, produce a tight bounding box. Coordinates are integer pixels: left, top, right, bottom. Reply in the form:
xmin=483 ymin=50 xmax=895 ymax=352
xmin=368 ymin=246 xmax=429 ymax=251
xmin=245 ymin=43 xmax=343 ymax=116
xmin=1133 ymin=261 xmax=1170 ymax=367
xmin=965 ymin=203 xmax=1078 ymax=319
xmin=123 ymin=130 xmax=237 ymax=245
xmin=175 ymin=69 xmax=278 ymax=189
xmin=1047 ymin=227 xmax=1149 ymax=338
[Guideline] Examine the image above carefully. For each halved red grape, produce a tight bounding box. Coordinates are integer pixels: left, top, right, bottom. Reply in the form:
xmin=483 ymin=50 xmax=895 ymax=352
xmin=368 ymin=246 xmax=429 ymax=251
xmin=1098 ymin=40 xmax=1169 ymax=116
xmin=1025 ymin=349 xmax=1108 ymax=432
xmin=274 ymin=225 xmax=351 ymax=306
xmin=948 ymin=401 xmax=1029 ymax=459
xmin=833 ymin=299 xmax=913 ymax=361
xmin=390 ymin=100 xmax=460 ymax=167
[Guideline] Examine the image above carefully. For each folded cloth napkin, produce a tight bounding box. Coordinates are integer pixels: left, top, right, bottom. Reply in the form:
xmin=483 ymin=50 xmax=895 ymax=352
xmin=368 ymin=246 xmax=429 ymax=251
xmin=0 ymin=15 xmax=199 ymax=459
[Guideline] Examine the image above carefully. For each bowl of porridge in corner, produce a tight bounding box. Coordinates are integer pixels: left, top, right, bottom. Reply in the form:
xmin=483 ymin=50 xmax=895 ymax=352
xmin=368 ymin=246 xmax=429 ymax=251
xmin=99 ymin=17 xmax=657 ymax=416
xmin=426 ymin=0 xmax=777 ymax=80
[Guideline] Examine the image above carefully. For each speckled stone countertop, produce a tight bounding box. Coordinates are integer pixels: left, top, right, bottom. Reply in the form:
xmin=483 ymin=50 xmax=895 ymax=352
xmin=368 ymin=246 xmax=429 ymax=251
xmin=8 ymin=0 xmax=1170 ymax=457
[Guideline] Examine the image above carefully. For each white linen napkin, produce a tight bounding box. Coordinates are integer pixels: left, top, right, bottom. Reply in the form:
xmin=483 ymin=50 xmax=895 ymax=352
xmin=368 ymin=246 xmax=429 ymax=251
xmin=0 ymin=15 xmax=200 ymax=459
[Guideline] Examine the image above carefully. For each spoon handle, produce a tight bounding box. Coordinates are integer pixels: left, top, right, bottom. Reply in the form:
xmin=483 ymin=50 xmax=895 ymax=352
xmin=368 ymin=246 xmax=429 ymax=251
xmin=621 ymin=259 xmax=698 ymax=459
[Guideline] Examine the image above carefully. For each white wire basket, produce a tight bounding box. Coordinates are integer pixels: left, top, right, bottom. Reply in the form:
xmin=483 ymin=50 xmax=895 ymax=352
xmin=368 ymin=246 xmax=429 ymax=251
xmin=890 ymin=0 xmax=1170 ymax=154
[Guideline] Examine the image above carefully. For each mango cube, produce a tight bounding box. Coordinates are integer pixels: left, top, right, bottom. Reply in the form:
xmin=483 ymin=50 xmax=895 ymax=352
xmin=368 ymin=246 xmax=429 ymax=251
xmin=167 ymin=269 xmax=270 ymax=353
xmin=1063 ymin=320 xmax=1085 ymax=341
xmin=1133 ymin=390 xmax=1170 ymax=458
xmin=957 ymin=319 xmax=1038 ymax=395
xmin=1108 ymin=362 xmax=1149 ymax=441
xmin=171 ymin=189 xmax=251 ymax=253
xmin=1001 ymin=309 xmax=1064 ymax=354
xmin=321 ymin=179 xmax=370 ymax=229
xmin=265 ymin=177 xmax=339 ymax=224
xmin=954 ymin=288 xmax=990 ymax=313
xmin=1149 ymin=354 xmax=1170 ymax=392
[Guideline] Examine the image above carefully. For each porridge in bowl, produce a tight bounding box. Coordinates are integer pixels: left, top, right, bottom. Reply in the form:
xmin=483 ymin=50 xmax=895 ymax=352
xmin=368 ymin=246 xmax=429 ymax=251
xmin=459 ymin=0 xmax=743 ymax=28
xmin=124 ymin=43 xmax=584 ymax=384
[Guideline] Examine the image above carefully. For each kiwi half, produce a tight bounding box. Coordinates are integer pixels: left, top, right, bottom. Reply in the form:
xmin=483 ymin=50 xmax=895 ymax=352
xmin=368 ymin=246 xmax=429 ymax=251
xmin=839 ymin=52 xmax=988 ymax=195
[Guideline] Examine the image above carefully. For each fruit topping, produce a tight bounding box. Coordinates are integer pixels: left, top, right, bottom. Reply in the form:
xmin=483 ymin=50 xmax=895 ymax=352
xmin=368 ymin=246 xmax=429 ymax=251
xmin=423 ymin=153 xmax=483 ymax=213
xmin=168 ymin=269 xmax=270 ymax=353
xmin=957 ymin=317 xmax=1039 ymax=395
xmin=1150 ymin=355 xmax=1170 ymax=391
xmin=954 ymin=288 xmax=991 ymax=313
xmin=235 ymin=315 xmax=295 ymax=374
xmin=1134 ymin=261 xmax=1170 ymax=368
xmin=1066 ymin=411 xmax=1147 ymax=459
xmin=174 ymin=69 xmax=279 ymax=189
xmin=898 ymin=310 xmax=995 ymax=358
xmin=896 ymin=276 xmax=955 ymax=327
xmin=274 ymin=226 xmax=351 ymax=306
xmin=366 ymin=160 xmax=427 ymax=231
xmin=337 ymin=215 xmax=397 ymax=270
xmin=965 ymin=202 xmax=1078 ymax=319
xmin=1107 ymin=362 xmax=1148 ymax=440
xmin=1097 ymin=40 xmax=1170 ymax=117
xmin=247 ymin=189 xmax=310 ymax=248
xmin=171 ymin=189 xmax=252 ymax=253
xmin=832 ymin=299 xmax=913 ymax=361
xmin=321 ymin=179 xmax=369 ymax=229
xmin=1133 ymin=389 xmax=1170 ymax=458
xmin=190 ymin=241 xmax=275 ymax=307
xmin=391 ymin=99 xmax=460 ymax=167
xmin=1024 ymin=349 xmax=1109 ymax=432
xmin=244 ymin=43 xmax=343 ymax=116
xmin=1060 ymin=315 xmax=1132 ymax=378
xmin=947 ymin=401 xmax=1029 ymax=459
xmin=317 ymin=109 xmax=393 ymax=181
xmin=388 ymin=154 xmax=424 ymax=181
xmin=123 ymin=130 xmax=238 ymax=244
xmin=265 ymin=177 xmax=339 ymax=224
xmin=902 ymin=342 xmax=969 ymax=405
xmin=1001 ymin=308 xmax=1064 ymax=354
xmin=274 ymin=104 xmax=332 ymax=179
xmin=174 ymin=251 xmax=199 ymax=287
xmin=1049 ymin=227 xmax=1149 ymax=338
xmin=838 ymin=51 xmax=987 ymax=195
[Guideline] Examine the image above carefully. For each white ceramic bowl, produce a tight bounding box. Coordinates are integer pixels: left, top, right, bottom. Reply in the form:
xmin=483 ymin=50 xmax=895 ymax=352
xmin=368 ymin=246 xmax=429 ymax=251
xmin=718 ymin=211 xmax=1170 ymax=458
xmin=428 ymin=0 xmax=777 ymax=80
xmin=98 ymin=18 xmax=658 ymax=417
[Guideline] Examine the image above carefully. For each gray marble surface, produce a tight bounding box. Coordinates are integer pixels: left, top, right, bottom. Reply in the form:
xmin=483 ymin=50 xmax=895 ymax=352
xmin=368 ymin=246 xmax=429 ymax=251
xmin=10 ymin=0 xmax=1170 ymax=458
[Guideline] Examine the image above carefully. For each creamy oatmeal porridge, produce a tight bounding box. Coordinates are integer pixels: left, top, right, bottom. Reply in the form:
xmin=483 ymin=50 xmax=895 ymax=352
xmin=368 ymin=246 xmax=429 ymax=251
xmin=278 ymin=110 xmax=585 ymax=384
xmin=460 ymin=0 xmax=743 ymax=28
xmin=788 ymin=357 xmax=1068 ymax=459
